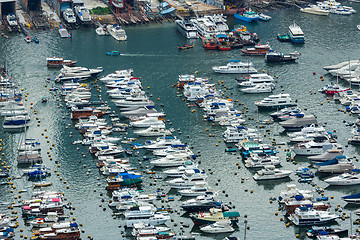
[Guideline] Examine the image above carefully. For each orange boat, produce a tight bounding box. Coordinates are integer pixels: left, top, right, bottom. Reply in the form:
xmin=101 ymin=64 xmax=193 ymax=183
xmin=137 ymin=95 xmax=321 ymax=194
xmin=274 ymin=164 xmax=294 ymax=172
xmin=241 ymin=43 xmax=271 ymax=55
xmin=202 ymin=36 xmax=217 ymax=50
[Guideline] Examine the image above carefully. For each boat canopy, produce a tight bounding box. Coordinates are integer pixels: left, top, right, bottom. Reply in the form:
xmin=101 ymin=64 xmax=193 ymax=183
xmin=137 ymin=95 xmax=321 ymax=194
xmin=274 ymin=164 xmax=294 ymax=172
xmin=342 ymin=192 xmax=360 ymax=199
xmin=216 ymin=34 xmax=228 ymax=38
xmin=229 ymin=60 xmax=241 ymax=63
xmin=223 ymin=211 xmax=240 ymax=217
xmin=171 ymin=144 xmax=187 ymax=148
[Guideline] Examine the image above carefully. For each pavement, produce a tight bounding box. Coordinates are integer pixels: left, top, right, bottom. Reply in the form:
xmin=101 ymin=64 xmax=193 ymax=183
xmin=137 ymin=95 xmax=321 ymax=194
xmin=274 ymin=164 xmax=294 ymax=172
xmin=83 ymin=0 xmax=108 ymax=10
xmin=41 ymin=2 xmax=61 ymax=22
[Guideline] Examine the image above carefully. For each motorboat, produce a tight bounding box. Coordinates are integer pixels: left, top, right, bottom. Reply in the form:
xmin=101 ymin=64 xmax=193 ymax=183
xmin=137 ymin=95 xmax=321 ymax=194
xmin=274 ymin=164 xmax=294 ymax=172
xmin=6 ymin=13 xmax=18 ymax=27
xmin=241 ymin=43 xmax=271 ymax=55
xmin=300 ymin=5 xmax=330 ymax=15
xmin=324 ymin=171 xmax=360 ymax=185
xmin=238 ymin=73 xmax=274 ymax=87
xmin=179 ymin=184 xmax=214 ymax=197
xmin=3 ymin=115 xmax=29 ymax=131
xmin=163 ymin=161 xmax=198 ymax=178
xmin=100 ymin=69 xmax=133 ymax=82
xmin=253 ymin=165 xmax=292 ymax=180
xmin=121 ymin=106 xmax=159 ymax=118
xmin=74 ymin=6 xmax=91 ymax=24
xmin=125 ymin=205 xmax=170 ymax=227
xmin=143 ymin=136 xmax=182 ymax=150
xmin=315 ymin=156 xmax=354 ymax=174
xmin=265 ymin=51 xmax=300 ymax=63
xmin=234 ymin=9 xmax=259 ymax=22
xmin=62 ymin=9 xmax=76 ymax=24
xmin=270 ymin=106 xmax=302 ymax=120
xmin=308 ymin=149 xmax=344 ymax=162
xmin=324 ymin=60 xmax=359 ymax=71
xmin=190 ymin=208 xmax=240 ymax=225
xmin=95 ymin=25 xmax=106 ymax=36
xmin=278 ymin=184 xmax=313 ymax=203
xmin=288 ymin=124 xmax=327 ymax=138
xmin=291 ymin=141 xmax=342 ymax=156
xmin=279 ymin=115 xmax=318 ymax=131
xmin=181 ymin=195 xmax=222 ymax=212
xmin=56 ymin=66 xmax=103 ymax=81
xmin=29 ymin=212 xmax=59 ymax=228
xmin=306 ymin=226 xmax=348 ymax=238
xmin=107 ymin=24 xmax=127 ymax=41
xmin=212 ymin=60 xmax=257 ymax=74
xmin=175 ymin=19 xmax=198 ymax=39
xmin=204 ymin=14 xmax=229 ymax=32
xmin=255 ymin=93 xmax=297 ymax=109
xmin=167 ymin=169 xmax=207 ymax=189
xmin=342 ymin=192 xmax=360 ymax=204
xmin=244 ymin=153 xmax=281 ymax=168
xmin=153 ymin=145 xmax=194 ymax=157
xmin=288 ymin=22 xmax=305 ymax=43
xmin=288 ymin=207 xmax=338 ymax=226
xmin=134 ymin=125 xmax=172 ymax=137
xmin=191 ymin=17 xmax=219 ymax=37
xmin=223 ymin=126 xmax=260 ymax=143
xmin=200 ymin=220 xmax=235 ymax=233
xmin=240 ymin=83 xmax=275 ymax=93
xmin=113 ymin=98 xmax=153 ymax=108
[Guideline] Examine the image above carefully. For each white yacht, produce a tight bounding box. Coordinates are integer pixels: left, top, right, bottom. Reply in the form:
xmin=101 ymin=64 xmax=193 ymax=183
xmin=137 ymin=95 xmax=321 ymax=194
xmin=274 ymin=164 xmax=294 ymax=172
xmin=100 ymin=69 xmax=133 ymax=82
xmin=200 ymin=220 xmax=235 ymax=233
xmin=163 ymin=161 xmax=198 ymax=178
xmin=240 ymin=83 xmax=275 ymax=93
xmin=153 ymin=145 xmax=193 ymax=157
xmin=291 ymin=141 xmax=342 ymax=156
xmin=289 ymin=22 xmax=304 ymax=43
xmin=223 ymin=126 xmax=260 ymax=143
xmin=150 ymin=155 xmax=193 ymax=167
xmin=300 ymin=5 xmax=330 ymax=15
xmin=63 ymin=9 xmax=76 ymax=24
xmin=6 ymin=13 xmax=18 ymax=27
xmin=179 ymin=184 xmax=213 ymax=197
xmin=113 ymin=98 xmax=153 ymax=108
xmin=238 ymin=73 xmax=274 ymax=87
xmin=253 ymin=165 xmax=292 ymax=181
xmin=125 ymin=205 xmax=170 ymax=228
xmin=143 ymin=136 xmax=182 ymax=150
xmin=212 ymin=60 xmax=257 ymax=74
xmin=244 ymin=153 xmax=281 ymax=168
xmin=255 ymin=93 xmax=297 ymax=109
xmin=204 ymin=14 xmax=229 ymax=32
xmin=167 ymin=169 xmax=207 ymax=189
xmin=74 ymin=6 xmax=91 ymax=24
xmin=56 ymin=66 xmax=103 ymax=81
xmin=175 ymin=19 xmax=198 ymax=39
xmin=134 ymin=125 xmax=172 ymax=137
xmin=279 ymin=184 xmax=313 ymax=203
xmin=191 ymin=17 xmax=219 ymax=37
xmin=324 ymin=172 xmax=360 ymax=186
xmin=288 ymin=207 xmax=338 ymax=226
xmin=107 ymin=24 xmax=127 ymax=41
xmin=130 ymin=117 xmax=164 ymax=128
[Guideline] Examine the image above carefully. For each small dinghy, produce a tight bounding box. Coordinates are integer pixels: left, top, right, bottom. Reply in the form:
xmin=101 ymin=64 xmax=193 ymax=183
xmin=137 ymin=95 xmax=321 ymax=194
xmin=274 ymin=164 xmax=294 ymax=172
xmin=106 ymin=51 xmax=120 ymax=56
xmin=178 ymin=43 xmax=194 ymax=50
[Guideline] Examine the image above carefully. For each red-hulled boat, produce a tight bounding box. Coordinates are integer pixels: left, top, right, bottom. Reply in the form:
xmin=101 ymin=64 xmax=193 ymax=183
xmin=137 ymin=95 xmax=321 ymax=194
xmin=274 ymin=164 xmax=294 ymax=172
xmin=216 ymin=34 xmax=231 ymax=51
xmin=202 ymin=36 xmax=217 ymax=50
xmin=241 ymin=43 xmax=271 ymax=55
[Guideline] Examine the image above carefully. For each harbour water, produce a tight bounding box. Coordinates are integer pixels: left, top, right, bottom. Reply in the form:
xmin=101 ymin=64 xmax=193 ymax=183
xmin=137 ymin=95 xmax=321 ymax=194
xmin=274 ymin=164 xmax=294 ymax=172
xmin=1 ymin=4 xmax=360 ymax=239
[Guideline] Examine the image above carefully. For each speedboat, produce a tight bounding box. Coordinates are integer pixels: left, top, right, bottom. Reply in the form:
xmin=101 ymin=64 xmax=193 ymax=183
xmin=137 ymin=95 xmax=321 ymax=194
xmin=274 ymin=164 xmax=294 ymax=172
xmin=200 ymin=220 xmax=235 ymax=233
xmin=6 ymin=13 xmax=18 ymax=27
xmin=134 ymin=125 xmax=172 ymax=137
xmin=324 ymin=171 xmax=360 ymax=186
xmin=300 ymin=5 xmax=330 ymax=15
xmin=342 ymin=192 xmax=360 ymax=204
xmin=258 ymin=13 xmax=272 ymax=21
xmin=255 ymin=93 xmax=297 ymax=109
xmin=212 ymin=60 xmax=257 ymax=74
xmin=107 ymin=24 xmax=127 ymax=41
xmin=63 ymin=9 xmax=76 ymax=24
xmin=270 ymin=106 xmax=302 ymax=120
xmin=240 ymin=83 xmax=275 ymax=93
xmin=74 ymin=6 xmax=91 ymax=24
xmin=175 ymin=19 xmax=198 ymax=39
xmin=288 ymin=207 xmax=338 ymax=226
xmin=253 ymin=165 xmax=292 ymax=180
xmin=152 ymin=145 xmax=193 ymax=157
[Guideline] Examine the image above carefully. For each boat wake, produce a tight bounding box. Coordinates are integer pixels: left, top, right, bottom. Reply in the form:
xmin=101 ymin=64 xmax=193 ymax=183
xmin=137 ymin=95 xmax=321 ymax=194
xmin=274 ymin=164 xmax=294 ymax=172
xmin=119 ymin=53 xmax=173 ymax=57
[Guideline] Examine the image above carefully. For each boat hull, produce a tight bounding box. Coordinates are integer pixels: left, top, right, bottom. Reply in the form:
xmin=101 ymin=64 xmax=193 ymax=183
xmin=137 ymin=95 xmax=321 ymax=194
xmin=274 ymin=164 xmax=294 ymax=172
xmin=234 ymin=14 xmax=259 ymax=22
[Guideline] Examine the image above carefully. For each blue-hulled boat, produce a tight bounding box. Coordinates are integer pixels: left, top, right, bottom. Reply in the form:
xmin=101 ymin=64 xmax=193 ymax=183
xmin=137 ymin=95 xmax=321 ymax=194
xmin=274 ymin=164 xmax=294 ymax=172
xmin=234 ymin=9 xmax=259 ymax=23
xmin=342 ymin=192 xmax=360 ymax=204
xmin=289 ymin=23 xmax=305 ymax=44
xmin=106 ymin=51 xmax=120 ymax=56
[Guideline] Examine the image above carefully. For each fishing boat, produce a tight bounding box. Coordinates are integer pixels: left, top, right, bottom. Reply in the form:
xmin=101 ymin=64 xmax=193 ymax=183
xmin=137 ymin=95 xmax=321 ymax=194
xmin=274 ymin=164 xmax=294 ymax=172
xmin=289 ymin=23 xmax=305 ymax=43
xmin=212 ymin=60 xmax=257 ymax=74
xmin=234 ymin=9 xmax=259 ymax=22
xmin=202 ymin=36 xmax=218 ymax=50
xmin=46 ymin=57 xmax=77 ymax=67
xmin=241 ymin=43 xmax=271 ymax=55
xmin=265 ymin=51 xmax=300 ymax=63
xmin=177 ymin=43 xmax=194 ymax=50
xmin=288 ymin=207 xmax=338 ymax=226
xmin=200 ymin=220 xmax=235 ymax=233
xmin=216 ymin=34 xmax=231 ymax=51
xmin=190 ymin=208 xmax=240 ymax=225
xmin=255 ymin=93 xmax=297 ymax=109
xmin=107 ymin=24 xmax=127 ymax=41
xmin=277 ymin=34 xmax=291 ymax=42
xmin=175 ymin=19 xmax=198 ymax=39
xmin=253 ymin=165 xmax=292 ymax=180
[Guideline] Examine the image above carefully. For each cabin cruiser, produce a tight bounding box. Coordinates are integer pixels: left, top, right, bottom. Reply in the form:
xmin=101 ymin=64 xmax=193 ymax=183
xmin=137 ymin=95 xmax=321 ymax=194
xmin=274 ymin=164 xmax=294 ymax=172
xmin=29 ymin=212 xmax=59 ymax=228
xmin=328 ymin=61 xmax=360 ymax=77
xmin=223 ymin=126 xmax=260 ymax=143
xmin=240 ymin=83 xmax=275 ymax=93
xmin=288 ymin=125 xmax=327 ymax=139
xmin=315 ymin=156 xmax=354 ymax=174
xmin=175 ymin=19 xmax=198 ymax=39
xmin=288 ymin=207 xmax=338 ymax=226
xmin=191 ymin=17 xmax=219 ymax=37
xmin=238 ymin=73 xmax=274 ymax=87
xmin=342 ymin=193 xmax=360 ymax=204
xmin=324 ymin=171 xmax=360 ymax=185
xmin=113 ymin=97 xmax=153 ymax=108
xmin=244 ymin=153 xmax=281 ymax=168
xmin=6 ymin=13 xmax=18 ymax=27
xmin=152 ymin=145 xmax=193 ymax=157
xmin=183 ymin=83 xmax=217 ymax=101
xmin=130 ymin=117 xmax=164 ymax=128
xmin=308 ymin=149 xmax=344 ymax=162
xmin=107 ymin=24 xmax=127 ymax=41
xmin=288 ymin=22 xmax=304 ymax=43
xmin=278 ymin=184 xmax=313 ymax=203
xmin=291 ymin=140 xmax=342 ymax=156
xmin=203 ymin=14 xmax=229 ymax=32
xmin=181 ymin=194 xmax=222 ymax=212
xmin=63 ymin=9 xmax=76 ymax=24
xmin=74 ymin=6 xmax=91 ymax=24
xmin=120 ymin=106 xmax=159 ymax=118
xmin=143 ymin=136 xmax=182 ymax=150
xmin=200 ymin=220 xmax=234 ymax=233
xmin=124 ymin=205 xmax=170 ymax=227
xmin=150 ymin=155 xmax=193 ymax=167
xmin=300 ymin=5 xmax=330 ymax=15
xmin=179 ymin=184 xmax=214 ymax=197
xmin=134 ymin=125 xmax=172 ymax=137
xmin=163 ymin=161 xmax=198 ymax=178
xmin=279 ymin=115 xmax=318 ymax=131
xmin=167 ymin=169 xmax=207 ymax=189
xmin=255 ymin=93 xmax=297 ymax=109
xmin=324 ymin=60 xmax=359 ymax=71
xmin=3 ymin=115 xmax=30 ymax=131
xmin=56 ymin=66 xmax=103 ymax=81
xmin=270 ymin=106 xmax=302 ymax=120
xmin=212 ymin=60 xmax=257 ymax=74
xmin=253 ymin=165 xmax=292 ymax=180
xmin=100 ymin=69 xmax=133 ymax=82
xmin=190 ymin=208 xmax=239 ymax=226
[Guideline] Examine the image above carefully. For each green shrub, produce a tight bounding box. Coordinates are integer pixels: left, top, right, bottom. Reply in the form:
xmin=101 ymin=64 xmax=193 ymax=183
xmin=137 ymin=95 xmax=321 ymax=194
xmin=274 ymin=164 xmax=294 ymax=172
xmin=90 ymin=6 xmax=112 ymax=15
